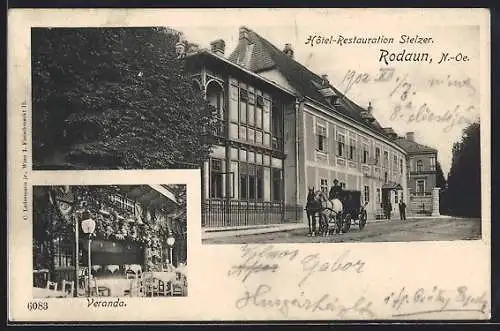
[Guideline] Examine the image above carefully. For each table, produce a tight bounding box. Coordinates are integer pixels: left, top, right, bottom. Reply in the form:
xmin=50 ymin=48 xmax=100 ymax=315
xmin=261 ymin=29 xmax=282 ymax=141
xmin=33 ymin=287 xmax=68 ymax=298
xmin=125 ymin=264 xmax=142 ymax=274
xmin=151 ymin=272 xmax=177 ymax=283
xmin=95 ymin=278 xmax=133 ymax=297
xmin=105 ymin=265 xmax=120 ymax=274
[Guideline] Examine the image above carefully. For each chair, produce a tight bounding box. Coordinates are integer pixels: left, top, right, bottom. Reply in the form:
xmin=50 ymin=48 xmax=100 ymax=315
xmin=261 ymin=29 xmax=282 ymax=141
xmin=158 ymin=280 xmax=173 ymax=296
xmin=61 ymin=280 xmax=75 ymax=296
xmin=125 ymin=269 xmax=137 ymax=279
xmin=124 ymin=278 xmax=143 ymax=297
xmin=89 ymin=277 xmax=111 ymax=297
xmin=141 ymin=273 xmax=159 ymax=297
xmin=171 ymin=281 xmax=184 ymax=296
xmin=46 ymin=281 xmax=58 ymax=291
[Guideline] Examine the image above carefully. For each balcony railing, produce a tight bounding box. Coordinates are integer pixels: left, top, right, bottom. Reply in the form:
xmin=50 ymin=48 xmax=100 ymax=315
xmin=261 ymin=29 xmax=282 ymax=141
xmin=272 ymin=136 xmax=283 ymax=151
xmin=213 ymin=120 xmax=226 ymax=138
xmin=202 ymin=200 xmax=303 ymax=228
xmin=411 ymin=192 xmax=432 ymax=197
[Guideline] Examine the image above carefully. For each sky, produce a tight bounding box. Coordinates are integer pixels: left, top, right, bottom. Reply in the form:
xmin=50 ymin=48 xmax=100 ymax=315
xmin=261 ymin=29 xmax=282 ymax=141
xmin=154 ymin=9 xmax=484 ymax=176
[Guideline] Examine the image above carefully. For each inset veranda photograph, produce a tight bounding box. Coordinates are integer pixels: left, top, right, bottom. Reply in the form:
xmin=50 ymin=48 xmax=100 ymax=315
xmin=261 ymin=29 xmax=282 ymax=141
xmin=32 ymin=184 xmax=188 ymax=298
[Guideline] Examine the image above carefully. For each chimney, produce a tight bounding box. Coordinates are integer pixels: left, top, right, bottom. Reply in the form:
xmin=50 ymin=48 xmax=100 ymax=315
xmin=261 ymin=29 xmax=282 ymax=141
xmin=283 ymin=43 xmax=294 ymax=58
xmin=406 ymin=132 xmax=415 ymax=142
xmin=210 ymin=39 xmax=226 ymax=56
xmin=321 ymin=74 xmax=329 ymax=86
xmin=239 ymin=26 xmax=250 ymax=43
xmin=367 ymin=101 xmax=373 ymax=113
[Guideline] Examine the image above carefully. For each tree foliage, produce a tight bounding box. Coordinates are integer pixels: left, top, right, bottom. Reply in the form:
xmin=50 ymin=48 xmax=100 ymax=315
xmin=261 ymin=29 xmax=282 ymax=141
xmin=435 ymin=161 xmax=446 ymax=189
xmin=32 ymin=27 xmax=217 ymax=169
xmin=441 ymin=122 xmax=481 ymax=217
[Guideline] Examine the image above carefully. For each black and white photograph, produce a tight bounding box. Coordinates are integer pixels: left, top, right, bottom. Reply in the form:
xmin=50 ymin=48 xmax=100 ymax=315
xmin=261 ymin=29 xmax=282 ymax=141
xmin=32 ymin=184 xmax=188 ymax=298
xmin=30 ymin=24 xmax=482 ymax=245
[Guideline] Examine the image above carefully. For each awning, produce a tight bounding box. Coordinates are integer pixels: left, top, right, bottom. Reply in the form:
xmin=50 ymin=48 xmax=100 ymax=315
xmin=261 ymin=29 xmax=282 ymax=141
xmin=382 ymin=183 xmax=403 ymax=190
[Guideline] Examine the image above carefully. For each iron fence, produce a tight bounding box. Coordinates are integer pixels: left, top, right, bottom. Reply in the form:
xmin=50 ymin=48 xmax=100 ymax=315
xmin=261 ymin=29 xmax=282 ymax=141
xmin=202 ymin=200 xmax=303 ymax=228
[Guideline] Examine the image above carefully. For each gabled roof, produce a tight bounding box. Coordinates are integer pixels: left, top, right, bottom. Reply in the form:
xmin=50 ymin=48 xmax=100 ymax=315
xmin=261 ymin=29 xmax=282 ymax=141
xmin=228 ymin=27 xmax=389 ymax=137
xmin=394 ymin=137 xmax=437 ymax=155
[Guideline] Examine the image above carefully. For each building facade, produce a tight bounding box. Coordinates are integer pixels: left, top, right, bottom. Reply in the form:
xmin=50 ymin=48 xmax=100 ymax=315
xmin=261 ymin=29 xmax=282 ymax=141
xmin=395 ymin=132 xmax=439 ymax=215
xmin=184 ymin=42 xmax=302 ymax=228
xmin=186 ymin=26 xmax=409 ymax=227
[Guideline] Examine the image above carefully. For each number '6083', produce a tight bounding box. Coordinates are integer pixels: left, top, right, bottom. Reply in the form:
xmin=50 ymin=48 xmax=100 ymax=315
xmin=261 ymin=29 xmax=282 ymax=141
xmin=27 ymin=301 xmax=48 ymax=311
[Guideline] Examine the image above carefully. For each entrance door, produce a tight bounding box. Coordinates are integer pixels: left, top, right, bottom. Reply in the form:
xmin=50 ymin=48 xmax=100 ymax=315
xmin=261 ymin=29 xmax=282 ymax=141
xmin=382 ymin=188 xmax=391 ymax=207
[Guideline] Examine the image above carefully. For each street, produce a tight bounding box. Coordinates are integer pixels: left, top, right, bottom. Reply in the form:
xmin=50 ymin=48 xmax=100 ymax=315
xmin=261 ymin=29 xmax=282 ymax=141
xmin=203 ymin=217 xmax=482 ymax=244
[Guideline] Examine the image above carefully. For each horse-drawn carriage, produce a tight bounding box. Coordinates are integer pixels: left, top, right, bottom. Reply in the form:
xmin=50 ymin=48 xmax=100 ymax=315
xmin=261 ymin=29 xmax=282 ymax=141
xmin=306 ymin=188 xmax=368 ymax=236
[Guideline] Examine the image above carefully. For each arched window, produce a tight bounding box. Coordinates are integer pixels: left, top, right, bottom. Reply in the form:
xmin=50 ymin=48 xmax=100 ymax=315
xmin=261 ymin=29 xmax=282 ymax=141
xmin=205 ymin=80 xmax=224 ymax=119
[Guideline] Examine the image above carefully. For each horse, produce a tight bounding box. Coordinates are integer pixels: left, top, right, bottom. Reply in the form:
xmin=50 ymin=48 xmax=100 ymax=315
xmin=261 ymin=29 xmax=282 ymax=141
xmin=317 ymin=190 xmax=344 ymax=235
xmin=305 ymin=187 xmax=322 ymax=236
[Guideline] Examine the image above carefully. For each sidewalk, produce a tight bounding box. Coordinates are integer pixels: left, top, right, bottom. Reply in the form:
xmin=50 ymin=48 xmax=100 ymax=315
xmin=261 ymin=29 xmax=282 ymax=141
xmin=202 ymin=223 xmax=307 ymax=240
xmin=203 ymin=217 xmax=389 ymax=239
xmin=407 ymin=214 xmax=453 ymax=220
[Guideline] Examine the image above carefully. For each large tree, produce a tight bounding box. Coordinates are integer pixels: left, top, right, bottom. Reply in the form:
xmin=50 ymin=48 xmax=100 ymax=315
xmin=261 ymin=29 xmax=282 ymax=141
xmin=32 ymin=27 xmax=217 ymax=169
xmin=442 ymin=122 xmax=481 ymax=217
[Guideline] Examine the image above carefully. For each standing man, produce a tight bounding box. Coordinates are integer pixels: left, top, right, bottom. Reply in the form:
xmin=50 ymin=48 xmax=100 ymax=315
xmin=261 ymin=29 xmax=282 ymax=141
xmin=399 ymin=200 xmax=407 ymax=221
xmin=329 ymin=179 xmax=343 ymax=200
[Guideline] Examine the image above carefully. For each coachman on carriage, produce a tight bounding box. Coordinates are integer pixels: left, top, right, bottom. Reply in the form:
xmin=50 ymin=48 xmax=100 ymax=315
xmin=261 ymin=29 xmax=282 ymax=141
xmin=306 ymin=183 xmax=368 ymax=237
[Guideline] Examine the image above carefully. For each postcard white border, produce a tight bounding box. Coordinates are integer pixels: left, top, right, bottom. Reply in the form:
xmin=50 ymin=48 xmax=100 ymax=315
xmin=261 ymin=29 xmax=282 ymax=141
xmin=7 ymin=8 xmax=491 ymax=322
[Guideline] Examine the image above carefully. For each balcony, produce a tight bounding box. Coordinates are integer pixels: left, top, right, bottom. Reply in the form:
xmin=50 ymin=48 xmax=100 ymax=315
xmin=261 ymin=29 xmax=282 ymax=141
xmin=213 ymin=120 xmax=226 ymax=138
xmin=272 ymin=136 xmax=283 ymax=151
xmin=411 ymin=192 xmax=432 ymax=197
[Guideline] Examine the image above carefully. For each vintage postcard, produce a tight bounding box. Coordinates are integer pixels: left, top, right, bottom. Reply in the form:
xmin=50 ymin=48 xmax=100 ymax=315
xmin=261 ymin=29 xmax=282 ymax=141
xmin=8 ymin=8 xmax=491 ymax=321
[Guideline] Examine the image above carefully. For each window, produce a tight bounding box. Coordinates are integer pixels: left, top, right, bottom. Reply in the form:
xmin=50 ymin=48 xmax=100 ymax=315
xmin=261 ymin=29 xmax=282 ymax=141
xmin=340 ymin=182 xmax=346 ymax=189
xmin=248 ymin=165 xmax=256 ymax=200
xmin=383 ymin=151 xmax=389 ymax=168
xmin=375 ymin=147 xmax=381 ymax=165
xmin=349 ymin=138 xmax=356 ymax=160
xmin=376 ymin=188 xmax=381 ymax=204
xmin=210 ymin=159 xmax=224 ymax=198
xmin=271 ymin=168 xmax=282 ymax=201
xmin=317 ymin=125 xmax=327 ymax=152
xmin=337 ymin=133 xmax=346 ymax=157
xmin=240 ymin=101 xmax=247 ymax=124
xmin=416 ymin=160 xmax=423 ymax=172
xmin=53 ymin=238 xmax=73 ymax=268
xmin=239 ymin=163 xmax=248 ymax=199
xmin=416 ymin=179 xmax=425 ymax=193
xmin=320 ymin=179 xmax=328 ymax=192
xmin=400 ymin=159 xmax=403 ymax=174
xmin=393 ymin=155 xmax=398 ymax=170
xmin=394 ymin=193 xmax=399 ymax=204
xmin=384 ymin=172 xmax=388 ymax=183
xmin=248 ymin=103 xmax=255 ymax=127
xmin=263 ymin=100 xmax=271 ymax=132
xmin=362 ymin=144 xmax=369 ymax=164
xmin=229 ymin=84 xmax=239 ymax=122
xmin=429 ymin=156 xmax=436 ymax=171
xmin=256 ymin=167 xmax=264 ymax=200
xmin=364 ymin=185 xmax=370 ymax=204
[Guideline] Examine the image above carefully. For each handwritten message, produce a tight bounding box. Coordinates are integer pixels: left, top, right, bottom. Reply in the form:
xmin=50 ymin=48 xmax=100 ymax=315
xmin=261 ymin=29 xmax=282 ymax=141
xmin=229 ymin=245 xmax=371 ymax=318
xmin=384 ymin=285 xmax=488 ymax=317
xmin=227 ymin=245 xmax=489 ymax=319
xmin=339 ymin=68 xmax=479 ymax=132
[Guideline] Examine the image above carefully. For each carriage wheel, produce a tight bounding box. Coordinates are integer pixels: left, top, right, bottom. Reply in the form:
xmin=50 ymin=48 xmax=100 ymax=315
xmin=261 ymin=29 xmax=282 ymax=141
xmin=342 ymin=213 xmax=351 ymax=233
xmin=359 ymin=209 xmax=367 ymax=230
